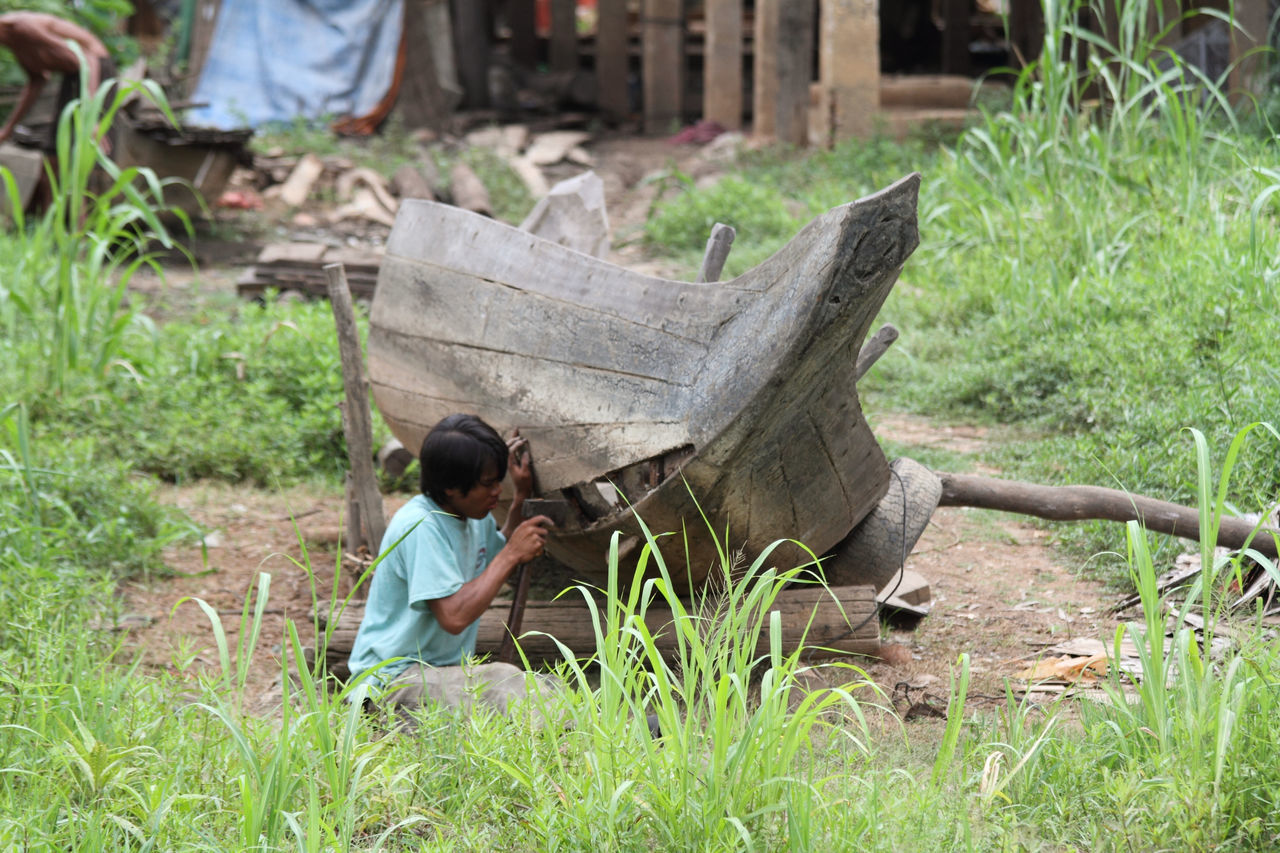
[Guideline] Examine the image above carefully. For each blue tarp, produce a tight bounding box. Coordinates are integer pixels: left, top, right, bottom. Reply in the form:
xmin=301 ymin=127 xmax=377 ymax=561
xmin=187 ymin=0 xmax=403 ymax=130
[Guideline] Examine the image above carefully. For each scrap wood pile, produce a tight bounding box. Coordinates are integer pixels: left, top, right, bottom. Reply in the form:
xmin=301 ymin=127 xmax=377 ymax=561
xmin=234 ymin=125 xmax=604 ymax=300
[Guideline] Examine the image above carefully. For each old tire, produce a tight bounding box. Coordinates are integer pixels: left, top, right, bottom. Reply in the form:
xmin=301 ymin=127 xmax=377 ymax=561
xmin=819 ymin=457 xmax=941 ymax=591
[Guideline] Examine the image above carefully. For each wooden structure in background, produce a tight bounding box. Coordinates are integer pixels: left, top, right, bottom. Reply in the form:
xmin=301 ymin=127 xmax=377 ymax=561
xmin=642 ymin=0 xmax=684 ymax=133
xmin=703 ymin=0 xmax=743 ymax=129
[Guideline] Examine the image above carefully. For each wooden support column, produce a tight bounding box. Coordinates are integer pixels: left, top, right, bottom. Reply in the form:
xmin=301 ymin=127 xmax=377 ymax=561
xmin=704 ymin=0 xmax=743 ymax=129
xmin=506 ymin=0 xmax=538 ymax=69
xmin=643 ymin=0 xmax=684 ymax=134
xmin=752 ymin=0 xmax=779 ymax=140
xmin=550 ymin=0 xmax=578 ymax=72
xmin=816 ymin=0 xmax=879 ymax=146
xmin=941 ymin=0 xmax=970 ymax=75
xmin=776 ymin=0 xmax=816 ymax=145
xmin=596 ymin=0 xmax=630 ymax=120
xmin=451 ymin=0 xmax=491 ymax=108
xmin=396 ymin=0 xmax=451 ymax=132
xmin=1230 ymin=0 xmax=1272 ymax=100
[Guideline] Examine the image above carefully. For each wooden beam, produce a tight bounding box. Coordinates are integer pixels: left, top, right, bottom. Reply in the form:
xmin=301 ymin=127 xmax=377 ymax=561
xmin=550 ymin=0 xmax=578 ymax=73
xmin=816 ymin=0 xmax=879 ymax=145
xmin=941 ymin=0 xmax=970 ymax=75
xmin=396 ymin=0 xmax=452 ymax=132
xmin=1008 ymin=0 xmax=1042 ymax=66
xmin=775 ymin=0 xmax=816 ymax=146
xmin=703 ymin=0 xmax=743 ymax=129
xmin=642 ymin=0 xmax=684 ymax=134
xmin=596 ymin=0 xmax=630 ymax=120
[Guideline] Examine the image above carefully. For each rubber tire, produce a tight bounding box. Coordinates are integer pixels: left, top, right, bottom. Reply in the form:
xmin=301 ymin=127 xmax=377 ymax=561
xmin=818 ymin=457 xmax=941 ymax=591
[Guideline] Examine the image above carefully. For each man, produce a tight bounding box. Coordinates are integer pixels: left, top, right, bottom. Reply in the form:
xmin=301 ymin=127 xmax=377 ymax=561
xmin=0 ymin=11 xmax=113 ymax=149
xmin=347 ymin=414 xmax=556 ymax=722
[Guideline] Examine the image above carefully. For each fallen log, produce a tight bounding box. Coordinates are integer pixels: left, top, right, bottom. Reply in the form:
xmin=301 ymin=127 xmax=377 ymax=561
xmin=937 ymin=473 xmax=1279 ymax=560
xmin=315 ymin=585 xmax=879 ymax=680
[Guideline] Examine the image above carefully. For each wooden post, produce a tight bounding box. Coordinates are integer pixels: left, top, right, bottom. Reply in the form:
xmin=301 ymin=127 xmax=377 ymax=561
xmin=507 ymin=0 xmax=538 ymax=69
xmin=396 ymin=0 xmax=452 ymax=132
xmin=451 ymin=0 xmax=491 ymax=108
xmin=941 ymin=0 xmax=970 ymax=76
xmin=752 ymin=0 xmax=779 ymax=140
xmin=1008 ymin=0 xmax=1042 ymax=66
xmin=704 ymin=0 xmax=743 ymax=130
xmin=550 ymin=0 xmax=578 ymax=72
xmin=776 ymin=0 xmax=816 ymax=146
xmin=642 ymin=0 xmax=685 ymax=133
xmin=596 ymin=0 xmax=630 ymax=120
xmin=1229 ymin=0 xmax=1272 ymax=101
xmin=325 ymin=263 xmax=387 ymax=554
xmin=696 ymin=223 xmax=736 ymax=283
xmin=816 ymin=0 xmax=879 ymax=145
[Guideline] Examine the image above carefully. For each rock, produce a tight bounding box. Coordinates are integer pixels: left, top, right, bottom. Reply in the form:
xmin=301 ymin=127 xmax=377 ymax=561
xmin=518 ymin=171 xmax=610 ymax=259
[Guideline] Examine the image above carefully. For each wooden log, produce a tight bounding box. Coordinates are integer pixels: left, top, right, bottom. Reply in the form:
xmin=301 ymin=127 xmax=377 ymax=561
xmin=696 ymin=222 xmax=736 ymax=283
xmin=326 ymin=264 xmax=387 ymax=553
xmin=816 ymin=0 xmax=879 ymax=145
xmin=317 ymin=585 xmax=881 ymax=678
xmin=643 ymin=0 xmax=685 ymax=133
xmin=550 ymin=0 xmax=578 ymax=73
xmin=596 ymin=0 xmax=630 ymax=120
xmin=937 ymin=473 xmax=1280 ymax=560
xmin=703 ymin=0 xmax=743 ymax=130
xmin=853 ymin=322 xmax=898 ymax=381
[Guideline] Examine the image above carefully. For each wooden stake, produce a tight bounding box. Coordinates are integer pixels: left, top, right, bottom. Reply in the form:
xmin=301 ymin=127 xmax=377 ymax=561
xmin=325 ymin=263 xmax=387 ymax=553
xmin=817 ymin=0 xmax=879 ymax=144
xmin=853 ymin=323 xmax=899 ymax=381
xmin=696 ymin=223 xmax=736 ymax=283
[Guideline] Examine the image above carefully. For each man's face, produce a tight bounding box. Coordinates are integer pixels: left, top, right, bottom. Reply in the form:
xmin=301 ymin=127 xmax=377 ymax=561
xmin=441 ymin=463 xmax=503 ymax=520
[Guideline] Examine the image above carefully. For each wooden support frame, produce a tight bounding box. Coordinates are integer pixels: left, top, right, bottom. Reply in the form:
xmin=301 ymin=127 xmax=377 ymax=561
xmin=941 ymin=0 xmax=970 ymax=75
xmin=550 ymin=0 xmax=578 ymax=72
xmin=703 ymin=0 xmax=744 ymax=129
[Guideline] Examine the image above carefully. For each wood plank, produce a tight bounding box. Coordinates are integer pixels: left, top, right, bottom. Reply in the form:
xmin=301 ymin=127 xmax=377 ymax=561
xmin=596 ymin=0 xmax=630 ymax=119
xmin=550 ymin=0 xmax=578 ymax=72
xmin=643 ymin=0 xmax=685 ymax=133
xmin=752 ymin=0 xmax=779 ymax=140
xmin=941 ymin=0 xmax=970 ymax=75
xmin=703 ymin=0 xmax=744 ymax=130
xmin=1008 ymin=0 xmax=1042 ymax=65
xmin=187 ymin=0 xmax=222 ymax=94
xmin=317 ymin=585 xmax=881 ymax=677
xmin=816 ymin=0 xmax=879 ymax=145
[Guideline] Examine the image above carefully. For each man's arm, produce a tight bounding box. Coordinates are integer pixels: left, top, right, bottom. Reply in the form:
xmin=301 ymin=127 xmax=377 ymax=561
xmin=0 ymin=76 xmax=46 ymax=144
xmin=427 ymin=517 xmax=549 ymax=634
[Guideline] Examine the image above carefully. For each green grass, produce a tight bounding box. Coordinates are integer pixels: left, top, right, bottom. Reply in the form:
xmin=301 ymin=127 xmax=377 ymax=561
xmin=3 ymin=0 xmax=1280 ymax=847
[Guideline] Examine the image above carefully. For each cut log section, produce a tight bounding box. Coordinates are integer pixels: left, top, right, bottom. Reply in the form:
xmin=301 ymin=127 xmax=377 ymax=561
xmin=315 ymin=585 xmax=880 ymax=680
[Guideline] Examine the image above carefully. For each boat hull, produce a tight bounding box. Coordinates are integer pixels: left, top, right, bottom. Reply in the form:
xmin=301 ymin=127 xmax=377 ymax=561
xmin=368 ymin=174 xmax=921 ymax=587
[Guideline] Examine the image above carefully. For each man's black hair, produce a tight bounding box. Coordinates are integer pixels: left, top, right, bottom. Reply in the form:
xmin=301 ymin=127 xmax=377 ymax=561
xmin=419 ymin=414 xmax=508 ymax=503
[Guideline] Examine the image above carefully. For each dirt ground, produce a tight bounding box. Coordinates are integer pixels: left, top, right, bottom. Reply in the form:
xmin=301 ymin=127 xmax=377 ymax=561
xmin=117 ymin=132 xmax=1126 ymax=717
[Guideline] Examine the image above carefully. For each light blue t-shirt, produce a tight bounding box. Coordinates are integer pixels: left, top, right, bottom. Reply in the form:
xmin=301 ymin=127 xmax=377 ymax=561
xmin=347 ymin=495 xmax=505 ymax=683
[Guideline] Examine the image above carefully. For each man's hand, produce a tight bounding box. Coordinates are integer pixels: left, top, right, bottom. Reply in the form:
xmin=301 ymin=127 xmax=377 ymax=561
xmin=507 ymin=429 xmax=534 ymax=500
xmin=505 ymin=515 xmax=550 ymax=564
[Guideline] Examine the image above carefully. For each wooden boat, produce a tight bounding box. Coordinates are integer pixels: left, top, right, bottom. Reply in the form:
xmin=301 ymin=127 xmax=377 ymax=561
xmin=367 ymin=173 xmax=921 ymax=588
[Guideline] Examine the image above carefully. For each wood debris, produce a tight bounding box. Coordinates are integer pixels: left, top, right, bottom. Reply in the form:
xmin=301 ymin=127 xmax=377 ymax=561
xmin=279 ymin=153 xmax=325 ymax=207
xmin=237 ymin=243 xmax=382 ymax=301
